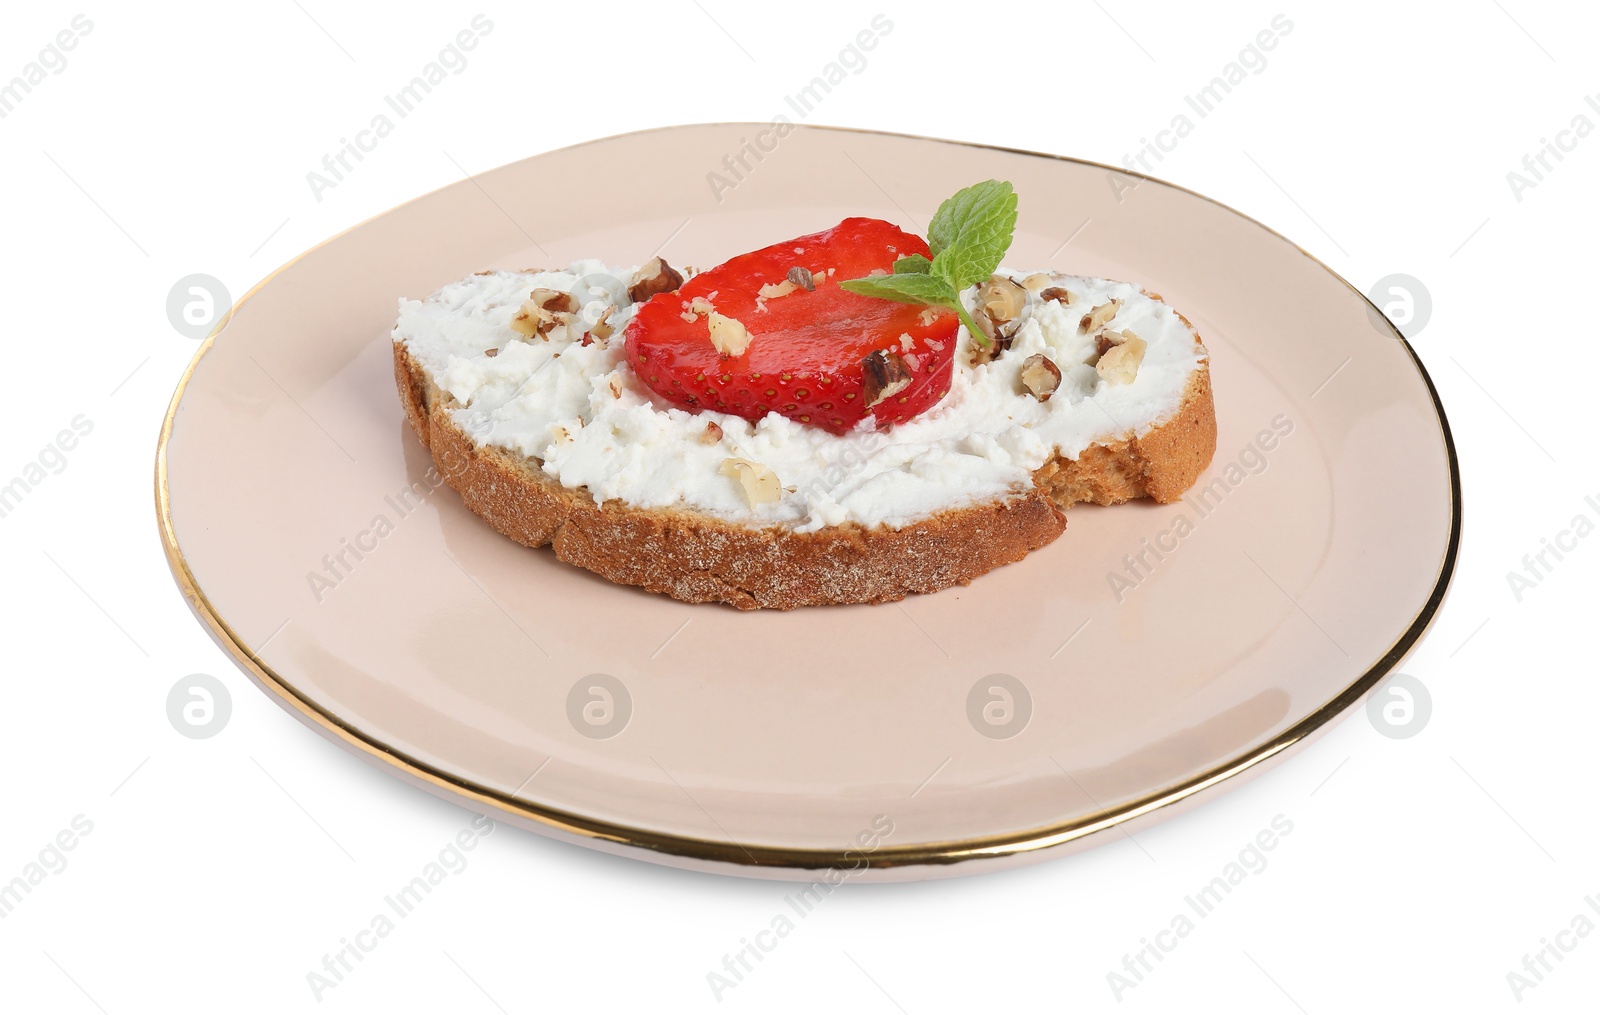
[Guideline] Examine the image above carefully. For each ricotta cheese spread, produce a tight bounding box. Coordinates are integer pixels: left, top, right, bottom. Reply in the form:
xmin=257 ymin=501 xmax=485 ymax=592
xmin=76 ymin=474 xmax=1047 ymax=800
xmin=393 ymin=262 xmax=1205 ymax=532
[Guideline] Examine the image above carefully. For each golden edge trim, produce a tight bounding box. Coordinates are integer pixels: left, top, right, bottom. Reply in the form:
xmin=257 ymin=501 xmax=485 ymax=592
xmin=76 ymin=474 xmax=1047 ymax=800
xmin=154 ymin=122 xmax=1462 ymax=873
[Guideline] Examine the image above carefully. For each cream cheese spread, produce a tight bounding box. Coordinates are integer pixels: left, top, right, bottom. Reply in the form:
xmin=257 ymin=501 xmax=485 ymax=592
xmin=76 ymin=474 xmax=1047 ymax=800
xmin=393 ymin=262 xmax=1205 ymax=532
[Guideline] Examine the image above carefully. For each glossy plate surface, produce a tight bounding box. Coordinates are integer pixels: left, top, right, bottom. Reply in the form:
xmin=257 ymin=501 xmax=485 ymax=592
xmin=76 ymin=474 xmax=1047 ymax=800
xmin=158 ymin=123 xmax=1458 ymax=880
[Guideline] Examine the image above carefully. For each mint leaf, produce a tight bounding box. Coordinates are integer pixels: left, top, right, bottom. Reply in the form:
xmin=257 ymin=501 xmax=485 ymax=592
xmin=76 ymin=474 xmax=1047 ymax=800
xmin=836 ymin=179 xmax=1019 ymax=349
xmin=838 ymin=272 xmax=958 ymax=306
xmin=926 ymin=180 xmax=1017 ymax=290
xmin=840 ymin=273 xmax=986 ymax=344
xmin=927 ymin=179 xmax=1014 ymax=258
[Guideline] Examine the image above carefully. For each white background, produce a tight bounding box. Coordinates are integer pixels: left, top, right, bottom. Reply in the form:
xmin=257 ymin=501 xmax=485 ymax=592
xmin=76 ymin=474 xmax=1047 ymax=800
xmin=2 ymin=1 xmax=1596 ymax=1011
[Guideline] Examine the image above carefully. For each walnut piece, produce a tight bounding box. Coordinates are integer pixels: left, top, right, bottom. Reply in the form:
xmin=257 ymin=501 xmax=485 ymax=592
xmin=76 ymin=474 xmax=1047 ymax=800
xmin=699 ymin=421 xmax=723 ymax=445
xmin=680 ymin=295 xmax=716 ymax=324
xmin=758 ymin=279 xmax=799 ymax=299
xmin=509 ymin=288 xmax=578 ymax=339
xmin=968 ymin=274 xmax=1030 ymax=363
xmin=1079 ymin=299 xmax=1122 ymax=334
xmin=720 ymin=457 xmax=781 ymax=505
xmin=862 ymin=349 xmax=913 ymax=408
xmin=1020 ymin=354 xmax=1062 ymax=401
xmin=628 ymin=257 xmax=684 ymax=304
xmin=706 ymin=311 xmax=753 ymax=357
xmin=1096 ymin=333 xmax=1148 ymax=384
xmin=588 ymin=305 xmax=617 ymax=342
xmin=977 ymin=274 xmax=1027 ymax=323
xmin=1039 ymin=287 xmax=1077 ymax=305
xmin=786 ymin=266 xmax=815 ymax=291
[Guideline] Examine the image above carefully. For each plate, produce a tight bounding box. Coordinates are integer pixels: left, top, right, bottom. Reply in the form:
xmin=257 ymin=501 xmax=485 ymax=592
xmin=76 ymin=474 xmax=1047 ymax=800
xmin=157 ymin=123 xmax=1458 ymax=880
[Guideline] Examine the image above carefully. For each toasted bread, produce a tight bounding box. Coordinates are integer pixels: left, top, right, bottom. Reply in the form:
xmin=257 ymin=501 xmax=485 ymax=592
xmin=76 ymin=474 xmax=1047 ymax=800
xmin=391 ymin=276 xmax=1215 ymax=609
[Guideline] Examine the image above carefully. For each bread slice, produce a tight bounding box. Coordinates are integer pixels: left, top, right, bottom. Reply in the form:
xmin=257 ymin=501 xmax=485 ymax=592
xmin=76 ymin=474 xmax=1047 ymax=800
xmin=391 ymin=275 xmax=1215 ymax=610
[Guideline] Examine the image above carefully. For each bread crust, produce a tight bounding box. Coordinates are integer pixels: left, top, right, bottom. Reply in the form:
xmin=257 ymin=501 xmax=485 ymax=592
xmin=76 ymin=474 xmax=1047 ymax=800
xmin=393 ymin=326 xmax=1215 ymax=610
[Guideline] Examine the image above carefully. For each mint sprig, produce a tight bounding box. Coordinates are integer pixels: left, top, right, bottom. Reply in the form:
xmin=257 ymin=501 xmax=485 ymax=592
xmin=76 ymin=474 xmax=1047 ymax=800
xmin=839 ymin=180 xmax=1018 ymax=347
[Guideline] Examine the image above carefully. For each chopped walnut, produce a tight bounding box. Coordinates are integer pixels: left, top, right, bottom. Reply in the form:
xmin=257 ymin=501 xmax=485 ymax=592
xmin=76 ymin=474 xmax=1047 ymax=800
xmin=862 ymin=349 xmax=913 ymax=408
xmin=699 ymin=421 xmax=724 ymax=445
xmin=786 ymin=266 xmax=815 ymax=291
xmin=720 ymin=457 xmax=781 ymax=505
xmin=1018 ymin=272 xmax=1053 ymax=292
xmin=533 ymin=288 xmax=576 ymax=312
xmin=1020 ymin=354 xmax=1062 ymax=401
xmin=1096 ymin=334 xmax=1148 ymax=384
xmin=968 ymin=315 xmax=1011 ymax=363
xmin=707 ymin=311 xmax=753 ymax=357
xmin=680 ymin=295 xmax=716 ymax=323
xmin=509 ymin=288 xmax=578 ymax=339
xmin=1079 ymin=299 xmax=1122 ymax=334
xmin=968 ymin=274 xmax=1029 ymax=363
xmin=628 ymin=257 xmax=685 ymax=304
xmin=978 ymin=275 xmax=1028 ymax=323
xmin=758 ymin=279 xmax=799 ymax=299
xmin=1091 ymin=328 xmax=1145 ymax=365
xmin=589 ymin=305 xmax=617 ymax=342
xmin=1039 ymin=287 xmax=1077 ymax=305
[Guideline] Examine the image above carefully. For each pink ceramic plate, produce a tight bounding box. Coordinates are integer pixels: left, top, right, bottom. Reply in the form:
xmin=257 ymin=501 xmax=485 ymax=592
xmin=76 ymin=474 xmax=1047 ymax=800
xmin=157 ymin=123 xmax=1458 ymax=880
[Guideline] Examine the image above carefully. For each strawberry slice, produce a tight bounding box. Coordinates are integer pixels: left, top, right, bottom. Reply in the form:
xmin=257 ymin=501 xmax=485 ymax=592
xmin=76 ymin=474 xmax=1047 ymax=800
xmin=623 ymin=217 xmax=958 ymax=434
